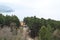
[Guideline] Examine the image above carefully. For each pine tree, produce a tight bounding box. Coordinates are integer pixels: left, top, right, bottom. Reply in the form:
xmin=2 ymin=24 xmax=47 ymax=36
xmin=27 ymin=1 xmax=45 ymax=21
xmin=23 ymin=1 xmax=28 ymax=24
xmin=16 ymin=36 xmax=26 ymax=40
xmin=39 ymin=25 xmax=52 ymax=40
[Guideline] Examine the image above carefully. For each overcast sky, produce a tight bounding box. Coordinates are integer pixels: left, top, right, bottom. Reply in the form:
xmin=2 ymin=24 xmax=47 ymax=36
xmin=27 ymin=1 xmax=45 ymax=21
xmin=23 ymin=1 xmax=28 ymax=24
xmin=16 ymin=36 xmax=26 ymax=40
xmin=0 ymin=0 xmax=60 ymax=21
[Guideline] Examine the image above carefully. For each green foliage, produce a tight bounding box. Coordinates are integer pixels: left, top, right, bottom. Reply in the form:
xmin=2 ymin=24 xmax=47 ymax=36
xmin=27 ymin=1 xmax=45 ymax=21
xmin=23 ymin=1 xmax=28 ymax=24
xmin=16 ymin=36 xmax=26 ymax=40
xmin=0 ymin=14 xmax=5 ymax=27
xmin=39 ymin=26 xmax=47 ymax=40
xmin=0 ymin=14 xmax=4 ymax=24
xmin=39 ymin=25 xmax=52 ymax=40
xmin=24 ymin=16 xmax=41 ymax=38
xmin=5 ymin=15 xmax=11 ymax=26
xmin=0 ymin=14 xmax=20 ymax=28
xmin=11 ymin=15 xmax=20 ymax=27
xmin=23 ymin=16 xmax=60 ymax=38
xmin=46 ymin=25 xmax=52 ymax=40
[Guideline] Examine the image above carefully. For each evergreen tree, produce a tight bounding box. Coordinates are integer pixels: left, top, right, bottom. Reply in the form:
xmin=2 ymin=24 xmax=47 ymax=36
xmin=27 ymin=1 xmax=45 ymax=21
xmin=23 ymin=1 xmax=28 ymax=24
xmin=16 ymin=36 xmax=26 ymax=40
xmin=39 ymin=25 xmax=52 ymax=40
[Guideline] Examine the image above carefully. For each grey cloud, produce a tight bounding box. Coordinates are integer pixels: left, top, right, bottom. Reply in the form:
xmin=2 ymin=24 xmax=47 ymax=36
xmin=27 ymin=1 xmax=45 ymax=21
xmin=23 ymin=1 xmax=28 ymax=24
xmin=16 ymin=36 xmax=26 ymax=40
xmin=0 ymin=5 xmax=14 ymax=13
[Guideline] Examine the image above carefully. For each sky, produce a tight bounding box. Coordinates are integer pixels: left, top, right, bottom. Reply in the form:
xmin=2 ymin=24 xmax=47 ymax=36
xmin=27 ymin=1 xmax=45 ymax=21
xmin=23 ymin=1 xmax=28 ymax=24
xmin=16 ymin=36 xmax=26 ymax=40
xmin=0 ymin=0 xmax=60 ymax=21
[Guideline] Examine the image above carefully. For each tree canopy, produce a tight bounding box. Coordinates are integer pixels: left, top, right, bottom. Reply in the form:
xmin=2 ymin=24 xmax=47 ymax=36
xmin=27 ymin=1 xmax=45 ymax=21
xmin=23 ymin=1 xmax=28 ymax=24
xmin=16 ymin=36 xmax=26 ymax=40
xmin=23 ymin=16 xmax=60 ymax=38
xmin=0 ymin=14 xmax=20 ymax=28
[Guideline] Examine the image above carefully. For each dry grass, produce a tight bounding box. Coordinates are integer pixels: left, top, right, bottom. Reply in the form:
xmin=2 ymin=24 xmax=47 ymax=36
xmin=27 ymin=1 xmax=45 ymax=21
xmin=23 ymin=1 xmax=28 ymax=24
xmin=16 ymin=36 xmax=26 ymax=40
xmin=0 ymin=27 xmax=22 ymax=40
xmin=0 ymin=26 xmax=38 ymax=40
